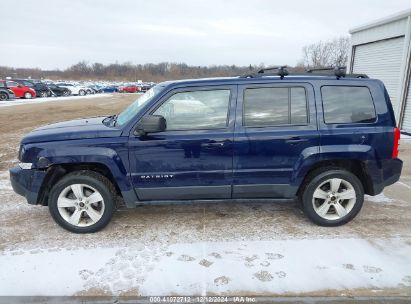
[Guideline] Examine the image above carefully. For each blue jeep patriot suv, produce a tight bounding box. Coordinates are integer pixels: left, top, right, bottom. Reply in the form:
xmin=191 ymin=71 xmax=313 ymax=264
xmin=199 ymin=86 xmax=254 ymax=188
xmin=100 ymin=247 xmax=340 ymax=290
xmin=9 ymin=67 xmax=403 ymax=233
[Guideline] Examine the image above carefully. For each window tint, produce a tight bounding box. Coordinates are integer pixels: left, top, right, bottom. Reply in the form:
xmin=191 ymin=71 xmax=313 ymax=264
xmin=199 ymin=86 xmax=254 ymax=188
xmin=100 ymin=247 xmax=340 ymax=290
xmin=321 ymin=86 xmax=376 ymax=124
xmin=243 ymin=87 xmax=308 ymax=127
xmin=291 ymin=87 xmax=307 ymax=124
xmin=153 ymin=89 xmax=230 ymax=130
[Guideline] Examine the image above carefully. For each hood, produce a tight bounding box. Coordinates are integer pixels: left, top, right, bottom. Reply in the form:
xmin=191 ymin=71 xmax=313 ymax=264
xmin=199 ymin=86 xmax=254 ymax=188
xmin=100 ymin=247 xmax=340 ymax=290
xmin=21 ymin=117 xmax=123 ymax=144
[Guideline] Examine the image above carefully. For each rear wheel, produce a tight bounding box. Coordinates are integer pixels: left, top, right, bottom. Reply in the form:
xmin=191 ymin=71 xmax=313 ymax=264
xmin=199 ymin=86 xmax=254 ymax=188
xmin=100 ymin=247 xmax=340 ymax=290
xmin=79 ymin=89 xmax=86 ymax=96
xmin=48 ymin=171 xmax=116 ymax=233
xmin=24 ymin=92 xmax=33 ymax=99
xmin=300 ymin=168 xmax=364 ymax=226
xmin=40 ymin=91 xmax=48 ymax=98
xmin=0 ymin=92 xmax=8 ymax=101
xmin=63 ymin=90 xmax=71 ymax=96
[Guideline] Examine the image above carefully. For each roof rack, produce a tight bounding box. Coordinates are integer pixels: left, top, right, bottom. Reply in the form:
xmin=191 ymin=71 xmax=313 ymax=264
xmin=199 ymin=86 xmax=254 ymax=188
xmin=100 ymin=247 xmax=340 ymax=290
xmin=240 ymin=66 xmax=369 ymax=79
xmin=241 ymin=66 xmax=289 ymax=79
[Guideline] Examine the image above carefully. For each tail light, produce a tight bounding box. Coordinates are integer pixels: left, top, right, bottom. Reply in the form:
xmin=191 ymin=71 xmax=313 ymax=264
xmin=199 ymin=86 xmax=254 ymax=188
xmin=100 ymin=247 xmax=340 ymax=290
xmin=392 ymin=127 xmax=400 ymax=158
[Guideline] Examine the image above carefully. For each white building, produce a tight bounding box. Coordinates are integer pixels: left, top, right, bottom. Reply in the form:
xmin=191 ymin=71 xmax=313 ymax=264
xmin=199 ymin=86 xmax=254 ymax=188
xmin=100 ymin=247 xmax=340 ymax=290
xmin=347 ymin=9 xmax=411 ymax=133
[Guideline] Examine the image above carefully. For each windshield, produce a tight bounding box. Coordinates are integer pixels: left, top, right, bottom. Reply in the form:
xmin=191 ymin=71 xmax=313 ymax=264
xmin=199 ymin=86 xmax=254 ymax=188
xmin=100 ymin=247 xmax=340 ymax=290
xmin=116 ymin=85 xmax=164 ymax=126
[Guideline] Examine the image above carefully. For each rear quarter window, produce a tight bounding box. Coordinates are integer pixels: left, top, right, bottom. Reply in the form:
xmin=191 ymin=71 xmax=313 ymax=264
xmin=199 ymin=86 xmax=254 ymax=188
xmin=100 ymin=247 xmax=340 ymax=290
xmin=321 ymin=86 xmax=376 ymax=124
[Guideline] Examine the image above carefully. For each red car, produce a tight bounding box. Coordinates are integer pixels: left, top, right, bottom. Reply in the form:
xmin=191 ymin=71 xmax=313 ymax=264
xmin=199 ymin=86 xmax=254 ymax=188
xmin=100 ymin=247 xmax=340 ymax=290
xmin=1 ymin=80 xmax=36 ymax=99
xmin=118 ymin=85 xmax=140 ymax=93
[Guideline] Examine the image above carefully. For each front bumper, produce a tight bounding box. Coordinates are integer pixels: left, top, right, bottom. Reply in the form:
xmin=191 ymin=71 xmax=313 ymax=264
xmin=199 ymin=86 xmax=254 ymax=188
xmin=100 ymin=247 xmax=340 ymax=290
xmin=9 ymin=165 xmax=47 ymax=205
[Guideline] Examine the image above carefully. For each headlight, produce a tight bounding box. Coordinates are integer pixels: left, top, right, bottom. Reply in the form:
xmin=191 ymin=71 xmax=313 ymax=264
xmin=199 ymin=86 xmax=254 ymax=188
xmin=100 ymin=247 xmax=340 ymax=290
xmin=8 ymin=89 xmax=14 ymax=94
xmin=18 ymin=162 xmax=33 ymax=170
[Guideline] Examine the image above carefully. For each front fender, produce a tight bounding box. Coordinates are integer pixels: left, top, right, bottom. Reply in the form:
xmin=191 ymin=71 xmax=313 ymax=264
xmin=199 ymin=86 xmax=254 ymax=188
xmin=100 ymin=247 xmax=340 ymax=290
xmin=21 ymin=138 xmax=137 ymax=207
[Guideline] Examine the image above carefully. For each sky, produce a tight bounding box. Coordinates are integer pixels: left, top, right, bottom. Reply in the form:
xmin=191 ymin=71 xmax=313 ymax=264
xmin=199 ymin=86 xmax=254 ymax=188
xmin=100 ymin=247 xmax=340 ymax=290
xmin=1 ymin=0 xmax=410 ymax=69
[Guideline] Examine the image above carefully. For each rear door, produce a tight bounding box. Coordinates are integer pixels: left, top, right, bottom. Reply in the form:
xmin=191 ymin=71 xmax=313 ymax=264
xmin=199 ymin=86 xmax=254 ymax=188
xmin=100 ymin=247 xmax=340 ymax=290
xmin=233 ymin=82 xmax=319 ymax=198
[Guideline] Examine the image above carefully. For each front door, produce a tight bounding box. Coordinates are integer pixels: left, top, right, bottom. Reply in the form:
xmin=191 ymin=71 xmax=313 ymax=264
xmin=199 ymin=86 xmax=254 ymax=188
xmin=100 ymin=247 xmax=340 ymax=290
xmin=6 ymin=81 xmax=23 ymax=97
xmin=233 ymin=83 xmax=319 ymax=198
xmin=128 ymin=86 xmax=237 ymax=201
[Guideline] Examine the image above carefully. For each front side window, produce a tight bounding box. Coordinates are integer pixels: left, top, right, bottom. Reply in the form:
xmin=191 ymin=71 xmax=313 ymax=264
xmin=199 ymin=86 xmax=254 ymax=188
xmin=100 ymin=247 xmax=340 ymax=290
xmin=243 ymin=87 xmax=308 ymax=127
xmin=153 ymin=89 xmax=231 ymax=131
xmin=116 ymin=85 xmax=164 ymax=126
xmin=321 ymin=86 xmax=376 ymax=124
xmin=22 ymin=81 xmax=33 ymax=87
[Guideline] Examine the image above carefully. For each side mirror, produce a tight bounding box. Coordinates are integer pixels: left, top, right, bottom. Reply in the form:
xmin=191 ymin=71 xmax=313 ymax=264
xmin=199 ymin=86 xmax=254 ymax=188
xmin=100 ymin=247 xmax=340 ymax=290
xmin=134 ymin=115 xmax=166 ymax=136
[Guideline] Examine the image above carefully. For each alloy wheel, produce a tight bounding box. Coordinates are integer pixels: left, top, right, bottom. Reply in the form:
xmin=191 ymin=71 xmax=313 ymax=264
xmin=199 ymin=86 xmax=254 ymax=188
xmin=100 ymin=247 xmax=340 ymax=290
xmin=57 ymin=183 xmax=105 ymax=227
xmin=312 ymin=178 xmax=356 ymax=220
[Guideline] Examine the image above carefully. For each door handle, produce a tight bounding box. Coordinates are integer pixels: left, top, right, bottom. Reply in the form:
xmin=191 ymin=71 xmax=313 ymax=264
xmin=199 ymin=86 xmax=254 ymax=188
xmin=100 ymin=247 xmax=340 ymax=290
xmin=286 ymin=136 xmax=309 ymax=144
xmin=202 ymin=141 xmax=225 ymax=148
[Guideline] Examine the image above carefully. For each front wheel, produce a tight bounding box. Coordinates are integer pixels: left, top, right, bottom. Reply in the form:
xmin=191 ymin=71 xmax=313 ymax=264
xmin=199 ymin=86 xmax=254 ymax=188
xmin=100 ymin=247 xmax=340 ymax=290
xmin=79 ymin=89 xmax=86 ymax=96
xmin=300 ymin=168 xmax=364 ymax=226
xmin=0 ymin=92 xmax=8 ymax=101
xmin=48 ymin=171 xmax=116 ymax=233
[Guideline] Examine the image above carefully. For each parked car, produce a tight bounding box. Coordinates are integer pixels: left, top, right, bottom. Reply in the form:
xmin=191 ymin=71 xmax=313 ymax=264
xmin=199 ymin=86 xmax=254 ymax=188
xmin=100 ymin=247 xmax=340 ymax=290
xmin=118 ymin=85 xmax=140 ymax=93
xmin=11 ymin=79 xmax=51 ymax=98
xmin=86 ymin=86 xmax=99 ymax=94
xmin=1 ymin=80 xmax=36 ymax=99
xmin=138 ymin=84 xmax=153 ymax=93
xmin=46 ymin=83 xmax=71 ymax=96
xmin=56 ymin=83 xmax=89 ymax=96
xmin=0 ymin=82 xmax=16 ymax=101
xmin=9 ymin=68 xmax=403 ymax=233
xmin=100 ymin=85 xmax=118 ymax=93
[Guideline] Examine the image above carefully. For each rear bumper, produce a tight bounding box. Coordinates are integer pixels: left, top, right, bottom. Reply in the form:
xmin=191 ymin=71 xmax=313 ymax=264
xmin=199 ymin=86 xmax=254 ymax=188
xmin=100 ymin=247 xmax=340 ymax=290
xmin=9 ymin=165 xmax=47 ymax=205
xmin=369 ymin=158 xmax=403 ymax=195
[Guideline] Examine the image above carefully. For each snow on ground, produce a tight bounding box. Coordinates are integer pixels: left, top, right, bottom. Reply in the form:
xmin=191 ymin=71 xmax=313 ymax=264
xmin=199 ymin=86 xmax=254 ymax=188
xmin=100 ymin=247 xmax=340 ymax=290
xmin=0 ymin=238 xmax=410 ymax=296
xmin=0 ymin=94 xmax=113 ymax=107
xmin=365 ymin=193 xmax=394 ymax=204
xmin=402 ymin=134 xmax=411 ymax=142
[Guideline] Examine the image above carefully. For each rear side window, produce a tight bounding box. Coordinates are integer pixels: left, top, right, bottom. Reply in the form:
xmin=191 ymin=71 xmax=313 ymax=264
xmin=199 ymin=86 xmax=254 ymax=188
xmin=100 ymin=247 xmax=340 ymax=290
xmin=243 ymin=87 xmax=308 ymax=127
xmin=321 ymin=86 xmax=376 ymax=124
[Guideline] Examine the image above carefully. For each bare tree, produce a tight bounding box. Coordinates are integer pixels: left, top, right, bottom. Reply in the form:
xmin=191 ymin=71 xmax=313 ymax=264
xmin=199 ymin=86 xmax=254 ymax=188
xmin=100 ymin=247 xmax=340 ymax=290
xmin=301 ymin=36 xmax=350 ymax=68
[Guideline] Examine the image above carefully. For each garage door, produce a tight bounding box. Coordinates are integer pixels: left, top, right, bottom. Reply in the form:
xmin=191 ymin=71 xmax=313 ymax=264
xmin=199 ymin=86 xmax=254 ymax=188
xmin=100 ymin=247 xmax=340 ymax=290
xmin=402 ymin=73 xmax=411 ymax=133
xmin=352 ymin=37 xmax=405 ymax=119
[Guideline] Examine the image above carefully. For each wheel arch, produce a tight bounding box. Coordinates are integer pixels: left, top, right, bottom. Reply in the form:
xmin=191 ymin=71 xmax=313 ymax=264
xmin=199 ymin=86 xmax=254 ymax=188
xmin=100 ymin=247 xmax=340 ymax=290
xmin=37 ymin=163 xmax=119 ymax=205
xmin=296 ymin=159 xmax=374 ymax=197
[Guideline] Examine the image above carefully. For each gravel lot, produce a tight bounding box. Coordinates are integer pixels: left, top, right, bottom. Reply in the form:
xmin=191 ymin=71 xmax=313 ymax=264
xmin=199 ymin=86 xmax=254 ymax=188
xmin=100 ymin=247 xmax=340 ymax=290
xmin=0 ymin=94 xmax=410 ymax=297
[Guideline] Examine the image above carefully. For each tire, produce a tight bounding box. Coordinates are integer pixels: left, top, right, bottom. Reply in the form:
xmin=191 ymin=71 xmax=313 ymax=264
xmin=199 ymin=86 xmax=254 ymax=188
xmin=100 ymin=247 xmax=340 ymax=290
xmin=24 ymin=92 xmax=33 ymax=99
xmin=40 ymin=91 xmax=48 ymax=98
xmin=300 ymin=168 xmax=364 ymax=226
xmin=48 ymin=170 xmax=116 ymax=233
xmin=63 ymin=90 xmax=71 ymax=96
xmin=79 ymin=90 xmax=86 ymax=96
xmin=0 ymin=92 xmax=8 ymax=101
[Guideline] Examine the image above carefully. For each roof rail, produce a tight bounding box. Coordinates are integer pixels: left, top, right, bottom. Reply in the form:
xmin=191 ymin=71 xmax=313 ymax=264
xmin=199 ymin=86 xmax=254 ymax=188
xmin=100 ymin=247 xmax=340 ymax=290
xmin=240 ymin=65 xmax=369 ymax=79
